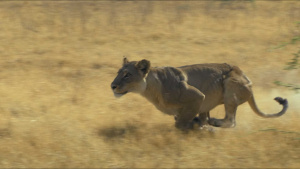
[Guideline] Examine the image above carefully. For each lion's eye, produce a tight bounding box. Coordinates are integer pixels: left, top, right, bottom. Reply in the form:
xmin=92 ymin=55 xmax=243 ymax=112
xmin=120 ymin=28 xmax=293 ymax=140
xmin=124 ymin=73 xmax=131 ymax=79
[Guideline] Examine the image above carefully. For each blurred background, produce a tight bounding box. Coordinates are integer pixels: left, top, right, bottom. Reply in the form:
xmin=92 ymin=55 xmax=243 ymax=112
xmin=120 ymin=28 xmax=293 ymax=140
xmin=0 ymin=1 xmax=299 ymax=168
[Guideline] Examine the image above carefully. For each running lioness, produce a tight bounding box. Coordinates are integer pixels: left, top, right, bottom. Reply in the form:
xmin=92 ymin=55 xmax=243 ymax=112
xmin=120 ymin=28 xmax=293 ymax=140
xmin=111 ymin=58 xmax=288 ymax=130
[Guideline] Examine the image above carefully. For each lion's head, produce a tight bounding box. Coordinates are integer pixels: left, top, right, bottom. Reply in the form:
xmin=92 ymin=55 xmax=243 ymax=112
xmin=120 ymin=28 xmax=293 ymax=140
xmin=111 ymin=57 xmax=151 ymax=97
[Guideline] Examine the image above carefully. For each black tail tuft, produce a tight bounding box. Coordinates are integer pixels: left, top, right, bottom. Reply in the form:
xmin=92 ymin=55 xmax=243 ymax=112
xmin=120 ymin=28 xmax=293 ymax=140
xmin=274 ymin=97 xmax=288 ymax=105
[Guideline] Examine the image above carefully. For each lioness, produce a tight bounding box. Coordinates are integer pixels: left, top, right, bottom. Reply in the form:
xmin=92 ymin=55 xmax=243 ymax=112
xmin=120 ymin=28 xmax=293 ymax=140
xmin=111 ymin=58 xmax=288 ymax=130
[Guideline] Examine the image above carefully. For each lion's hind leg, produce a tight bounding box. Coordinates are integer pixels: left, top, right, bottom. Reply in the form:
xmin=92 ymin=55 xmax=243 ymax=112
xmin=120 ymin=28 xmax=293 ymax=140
xmin=208 ymin=67 xmax=252 ymax=128
xmin=208 ymin=85 xmax=243 ymax=128
xmin=208 ymin=103 xmax=237 ymax=128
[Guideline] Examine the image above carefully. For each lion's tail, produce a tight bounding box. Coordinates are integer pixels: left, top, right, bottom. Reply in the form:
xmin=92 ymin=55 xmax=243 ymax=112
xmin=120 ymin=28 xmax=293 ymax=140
xmin=248 ymin=94 xmax=288 ymax=118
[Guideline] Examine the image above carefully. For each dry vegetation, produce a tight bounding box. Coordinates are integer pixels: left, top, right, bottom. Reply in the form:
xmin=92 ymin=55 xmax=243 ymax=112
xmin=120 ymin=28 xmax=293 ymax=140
xmin=0 ymin=1 xmax=299 ymax=168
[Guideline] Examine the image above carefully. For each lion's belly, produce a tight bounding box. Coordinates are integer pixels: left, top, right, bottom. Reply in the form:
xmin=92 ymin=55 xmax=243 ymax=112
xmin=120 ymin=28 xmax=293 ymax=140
xmin=200 ymin=90 xmax=224 ymax=112
xmin=148 ymin=91 xmax=223 ymax=115
xmin=200 ymin=99 xmax=222 ymax=113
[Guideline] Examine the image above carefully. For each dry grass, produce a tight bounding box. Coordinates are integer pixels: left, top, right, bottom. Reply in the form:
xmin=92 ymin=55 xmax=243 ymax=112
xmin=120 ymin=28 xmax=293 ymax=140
xmin=0 ymin=1 xmax=299 ymax=168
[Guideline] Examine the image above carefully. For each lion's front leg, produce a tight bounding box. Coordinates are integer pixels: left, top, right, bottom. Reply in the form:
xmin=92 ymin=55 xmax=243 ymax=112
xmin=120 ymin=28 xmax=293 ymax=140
xmin=175 ymin=82 xmax=205 ymax=130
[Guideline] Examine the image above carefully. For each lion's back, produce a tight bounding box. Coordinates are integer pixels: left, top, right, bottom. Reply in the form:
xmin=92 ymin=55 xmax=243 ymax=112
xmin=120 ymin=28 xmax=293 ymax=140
xmin=178 ymin=63 xmax=232 ymax=92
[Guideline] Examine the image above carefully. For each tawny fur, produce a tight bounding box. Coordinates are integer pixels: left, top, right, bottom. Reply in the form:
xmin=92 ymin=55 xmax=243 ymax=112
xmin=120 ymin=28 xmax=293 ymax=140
xmin=111 ymin=58 xmax=288 ymax=129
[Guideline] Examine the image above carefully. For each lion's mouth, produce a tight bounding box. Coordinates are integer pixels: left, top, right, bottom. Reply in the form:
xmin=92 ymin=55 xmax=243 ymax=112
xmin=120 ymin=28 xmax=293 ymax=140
xmin=113 ymin=91 xmax=128 ymax=98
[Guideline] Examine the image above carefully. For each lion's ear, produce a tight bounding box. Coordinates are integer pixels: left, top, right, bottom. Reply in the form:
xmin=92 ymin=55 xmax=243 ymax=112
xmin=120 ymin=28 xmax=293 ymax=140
xmin=123 ymin=56 xmax=129 ymax=65
xmin=136 ymin=59 xmax=151 ymax=75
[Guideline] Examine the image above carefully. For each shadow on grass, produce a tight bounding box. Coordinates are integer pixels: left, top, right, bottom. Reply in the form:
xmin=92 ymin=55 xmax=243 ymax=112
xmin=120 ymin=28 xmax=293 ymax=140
xmin=98 ymin=123 xmax=138 ymax=140
xmin=98 ymin=122 xmax=215 ymax=142
xmin=0 ymin=128 xmax=11 ymax=138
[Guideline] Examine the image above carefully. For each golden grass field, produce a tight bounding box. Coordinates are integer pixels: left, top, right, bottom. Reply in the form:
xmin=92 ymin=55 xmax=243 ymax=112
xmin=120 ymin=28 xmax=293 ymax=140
xmin=0 ymin=1 xmax=299 ymax=168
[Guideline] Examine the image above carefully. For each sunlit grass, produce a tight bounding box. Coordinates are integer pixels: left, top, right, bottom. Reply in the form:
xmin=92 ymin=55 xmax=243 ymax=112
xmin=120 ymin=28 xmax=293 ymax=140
xmin=0 ymin=1 xmax=299 ymax=168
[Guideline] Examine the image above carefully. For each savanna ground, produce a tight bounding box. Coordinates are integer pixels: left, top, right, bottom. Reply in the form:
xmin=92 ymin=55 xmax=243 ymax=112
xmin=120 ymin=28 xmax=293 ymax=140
xmin=0 ymin=1 xmax=299 ymax=168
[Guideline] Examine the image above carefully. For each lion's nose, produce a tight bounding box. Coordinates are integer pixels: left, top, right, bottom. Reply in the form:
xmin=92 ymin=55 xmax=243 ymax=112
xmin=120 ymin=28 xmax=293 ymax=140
xmin=111 ymin=84 xmax=117 ymax=90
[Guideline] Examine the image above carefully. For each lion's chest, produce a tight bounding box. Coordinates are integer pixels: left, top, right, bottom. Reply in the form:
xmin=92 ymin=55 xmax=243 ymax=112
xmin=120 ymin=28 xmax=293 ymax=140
xmin=155 ymin=104 xmax=179 ymax=115
xmin=145 ymin=94 xmax=180 ymax=116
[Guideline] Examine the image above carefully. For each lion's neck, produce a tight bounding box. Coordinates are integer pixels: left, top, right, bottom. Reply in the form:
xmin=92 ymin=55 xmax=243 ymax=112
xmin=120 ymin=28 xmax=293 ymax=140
xmin=140 ymin=68 xmax=179 ymax=115
xmin=140 ymin=69 xmax=163 ymax=104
